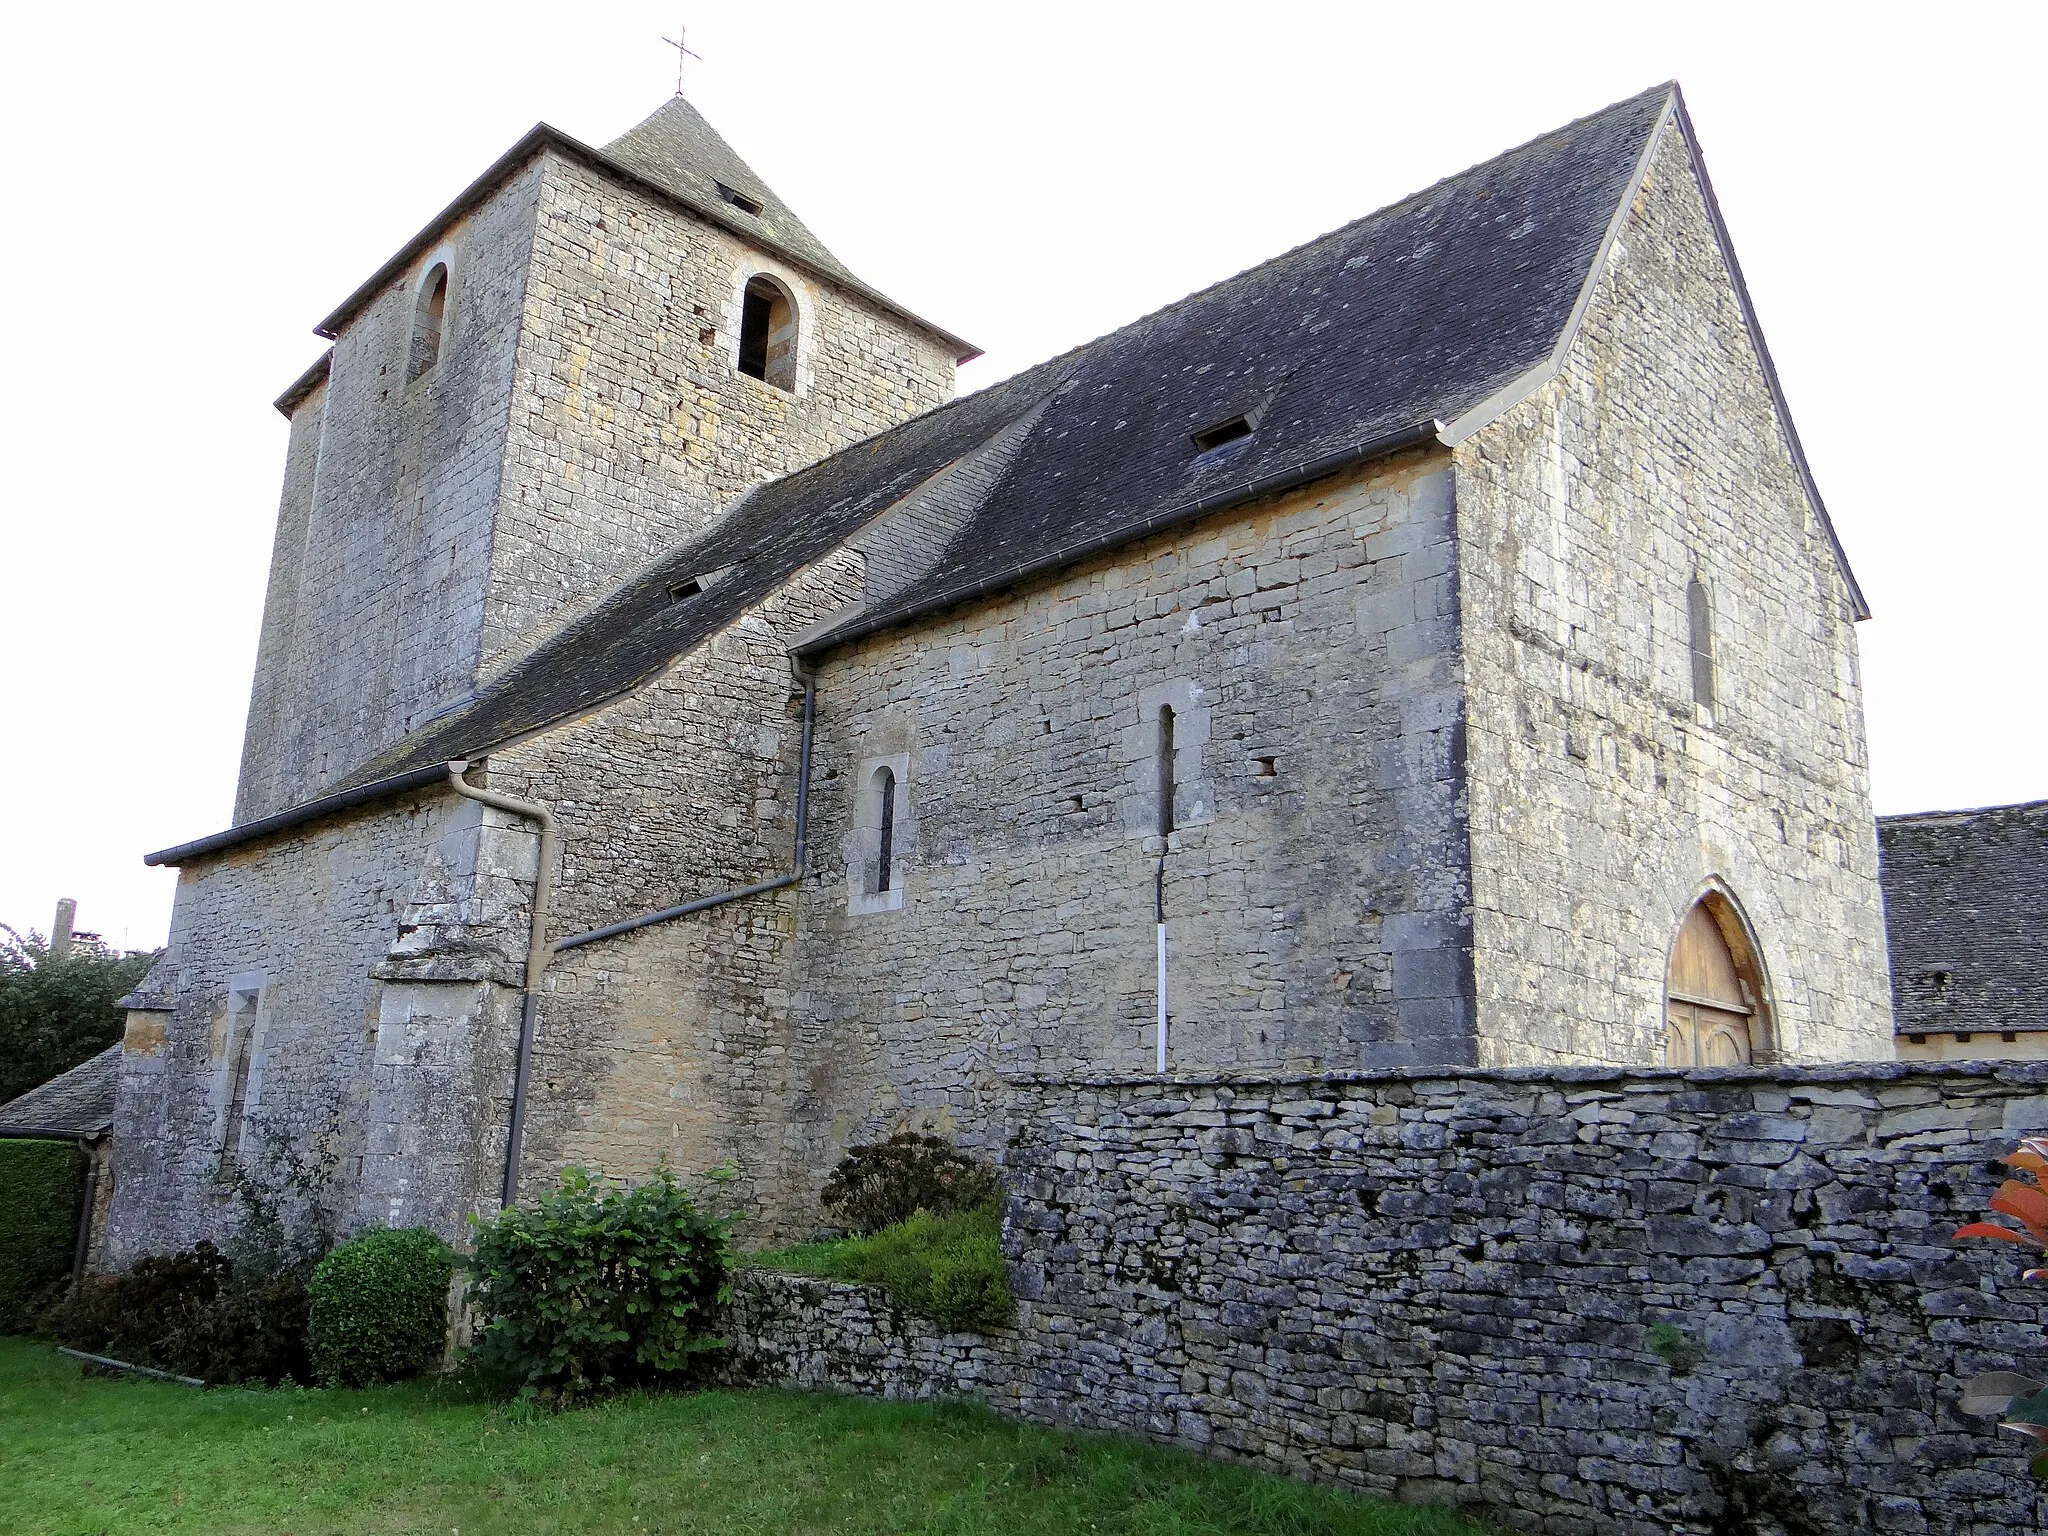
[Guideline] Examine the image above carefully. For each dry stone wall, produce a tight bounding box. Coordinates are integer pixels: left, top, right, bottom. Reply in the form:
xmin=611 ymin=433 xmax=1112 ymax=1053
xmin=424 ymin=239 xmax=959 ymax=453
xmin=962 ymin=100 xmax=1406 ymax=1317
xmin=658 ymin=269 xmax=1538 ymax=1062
xmin=1455 ymin=121 xmax=1891 ymax=1065
xmin=729 ymin=1064 xmax=2048 ymax=1536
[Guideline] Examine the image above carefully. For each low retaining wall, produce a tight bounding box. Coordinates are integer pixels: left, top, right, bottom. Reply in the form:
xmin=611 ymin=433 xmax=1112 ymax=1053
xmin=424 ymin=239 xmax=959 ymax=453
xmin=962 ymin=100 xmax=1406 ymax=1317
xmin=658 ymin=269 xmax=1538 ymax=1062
xmin=727 ymin=1064 xmax=2048 ymax=1535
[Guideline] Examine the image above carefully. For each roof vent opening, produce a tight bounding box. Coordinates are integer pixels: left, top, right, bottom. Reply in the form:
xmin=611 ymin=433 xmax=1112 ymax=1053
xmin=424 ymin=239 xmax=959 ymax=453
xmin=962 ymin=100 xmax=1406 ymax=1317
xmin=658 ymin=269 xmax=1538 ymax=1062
xmin=1191 ymin=413 xmax=1256 ymax=453
xmin=716 ymin=182 xmax=765 ymax=217
xmin=668 ymin=577 xmax=703 ymax=604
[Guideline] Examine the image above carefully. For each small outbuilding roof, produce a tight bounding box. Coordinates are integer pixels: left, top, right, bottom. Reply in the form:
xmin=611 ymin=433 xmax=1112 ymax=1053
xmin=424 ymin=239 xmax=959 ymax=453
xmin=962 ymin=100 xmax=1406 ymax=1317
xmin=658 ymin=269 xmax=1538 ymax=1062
xmin=0 ymin=1045 xmax=121 ymax=1140
xmin=1880 ymin=800 xmax=2048 ymax=1035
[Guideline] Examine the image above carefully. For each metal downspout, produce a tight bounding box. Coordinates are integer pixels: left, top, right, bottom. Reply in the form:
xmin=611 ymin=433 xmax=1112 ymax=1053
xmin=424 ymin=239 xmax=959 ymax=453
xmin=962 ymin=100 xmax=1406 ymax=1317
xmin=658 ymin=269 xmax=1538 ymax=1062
xmin=443 ymin=761 xmax=558 ymax=1208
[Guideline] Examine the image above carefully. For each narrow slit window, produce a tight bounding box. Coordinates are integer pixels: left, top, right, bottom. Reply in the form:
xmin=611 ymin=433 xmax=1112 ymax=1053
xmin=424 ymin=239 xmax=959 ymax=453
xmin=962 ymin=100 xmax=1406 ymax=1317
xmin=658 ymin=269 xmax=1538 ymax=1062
xmin=1687 ymin=574 xmax=1716 ymax=709
xmin=221 ymin=987 xmax=260 ymax=1160
xmin=1156 ymin=705 xmax=1177 ymax=836
xmin=407 ymin=263 xmax=449 ymax=384
xmin=874 ymin=767 xmax=897 ymax=894
xmin=737 ymin=275 xmax=798 ymax=391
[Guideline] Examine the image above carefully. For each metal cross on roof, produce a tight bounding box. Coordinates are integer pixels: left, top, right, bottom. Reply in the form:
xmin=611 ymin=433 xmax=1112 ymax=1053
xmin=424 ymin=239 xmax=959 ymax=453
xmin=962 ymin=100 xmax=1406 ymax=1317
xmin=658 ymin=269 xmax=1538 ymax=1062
xmin=661 ymin=24 xmax=702 ymax=96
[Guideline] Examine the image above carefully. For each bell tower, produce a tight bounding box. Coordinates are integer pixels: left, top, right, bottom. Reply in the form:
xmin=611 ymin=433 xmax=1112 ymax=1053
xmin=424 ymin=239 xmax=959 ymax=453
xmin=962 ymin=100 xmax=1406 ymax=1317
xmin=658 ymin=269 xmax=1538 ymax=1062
xmin=233 ymin=97 xmax=974 ymax=823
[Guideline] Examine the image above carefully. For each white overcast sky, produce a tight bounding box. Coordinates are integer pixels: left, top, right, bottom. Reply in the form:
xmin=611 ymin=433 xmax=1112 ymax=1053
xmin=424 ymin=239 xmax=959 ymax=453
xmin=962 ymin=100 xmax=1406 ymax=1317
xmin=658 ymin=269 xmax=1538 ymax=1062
xmin=1 ymin=2 xmax=2041 ymax=952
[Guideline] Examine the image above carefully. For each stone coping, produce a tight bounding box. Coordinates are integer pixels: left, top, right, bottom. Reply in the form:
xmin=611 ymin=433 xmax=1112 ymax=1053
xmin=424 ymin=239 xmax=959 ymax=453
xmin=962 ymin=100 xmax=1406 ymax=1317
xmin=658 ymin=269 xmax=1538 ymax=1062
xmin=1001 ymin=1059 xmax=2048 ymax=1089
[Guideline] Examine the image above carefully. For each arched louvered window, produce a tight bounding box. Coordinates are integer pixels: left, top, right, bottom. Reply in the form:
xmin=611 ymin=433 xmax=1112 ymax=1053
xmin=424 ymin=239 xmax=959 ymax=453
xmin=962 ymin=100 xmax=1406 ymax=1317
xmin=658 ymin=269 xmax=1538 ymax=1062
xmin=737 ymin=274 xmax=798 ymax=391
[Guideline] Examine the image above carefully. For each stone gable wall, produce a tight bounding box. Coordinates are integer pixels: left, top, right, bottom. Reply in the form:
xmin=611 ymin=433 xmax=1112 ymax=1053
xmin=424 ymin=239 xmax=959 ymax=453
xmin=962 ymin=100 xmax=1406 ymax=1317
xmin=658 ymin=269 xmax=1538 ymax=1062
xmin=728 ymin=1065 xmax=2048 ymax=1536
xmin=1454 ymin=122 xmax=1891 ymax=1065
xmin=784 ymin=452 xmax=1477 ymax=1201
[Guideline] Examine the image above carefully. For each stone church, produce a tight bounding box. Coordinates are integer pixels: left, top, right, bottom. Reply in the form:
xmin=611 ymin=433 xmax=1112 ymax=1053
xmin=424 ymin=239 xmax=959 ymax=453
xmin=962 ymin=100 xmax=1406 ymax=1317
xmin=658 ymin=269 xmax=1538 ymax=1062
xmin=107 ymin=82 xmax=1893 ymax=1258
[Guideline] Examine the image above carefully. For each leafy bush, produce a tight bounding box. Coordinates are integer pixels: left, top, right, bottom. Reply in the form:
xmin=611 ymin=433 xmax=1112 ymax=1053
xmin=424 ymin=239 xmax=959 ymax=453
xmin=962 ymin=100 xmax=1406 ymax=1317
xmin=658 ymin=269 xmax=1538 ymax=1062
xmin=820 ymin=1133 xmax=1001 ymax=1236
xmin=1956 ymin=1135 xmax=2048 ymax=1476
xmin=467 ymin=1167 xmax=732 ymax=1404
xmin=0 ymin=1139 xmax=86 ymax=1331
xmin=0 ymin=927 xmax=157 ymax=1104
xmin=757 ymin=1200 xmax=1014 ymax=1333
xmin=41 ymin=1238 xmax=313 ymax=1385
xmin=308 ymin=1227 xmax=454 ymax=1386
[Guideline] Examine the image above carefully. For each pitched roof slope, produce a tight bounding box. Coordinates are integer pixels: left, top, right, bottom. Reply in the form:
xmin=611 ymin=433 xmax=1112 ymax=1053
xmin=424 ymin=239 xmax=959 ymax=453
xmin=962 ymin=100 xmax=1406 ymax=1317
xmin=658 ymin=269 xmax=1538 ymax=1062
xmin=1880 ymin=800 xmax=2048 ymax=1034
xmin=340 ymin=85 xmax=1684 ymax=788
xmin=0 ymin=1045 xmax=120 ymax=1138
xmin=602 ymin=97 xmax=861 ymax=290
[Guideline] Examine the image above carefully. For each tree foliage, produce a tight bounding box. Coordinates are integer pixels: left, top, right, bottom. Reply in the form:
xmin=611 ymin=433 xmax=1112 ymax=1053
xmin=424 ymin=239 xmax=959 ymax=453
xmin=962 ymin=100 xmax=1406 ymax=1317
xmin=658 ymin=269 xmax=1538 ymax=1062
xmin=0 ymin=927 xmax=157 ymax=1105
xmin=1955 ymin=1135 xmax=2048 ymax=1477
xmin=466 ymin=1168 xmax=732 ymax=1405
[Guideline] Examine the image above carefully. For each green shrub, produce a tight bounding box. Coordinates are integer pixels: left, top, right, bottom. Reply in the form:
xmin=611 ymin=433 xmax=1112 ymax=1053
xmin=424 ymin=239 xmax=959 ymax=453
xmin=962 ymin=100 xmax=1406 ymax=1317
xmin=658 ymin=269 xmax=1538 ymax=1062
xmin=0 ymin=1139 xmax=85 ymax=1331
xmin=467 ymin=1167 xmax=731 ymax=1404
xmin=0 ymin=928 xmax=157 ymax=1104
xmin=41 ymin=1238 xmax=314 ymax=1385
xmin=760 ymin=1200 xmax=1014 ymax=1333
xmin=308 ymin=1227 xmax=454 ymax=1386
xmin=820 ymin=1133 xmax=1001 ymax=1236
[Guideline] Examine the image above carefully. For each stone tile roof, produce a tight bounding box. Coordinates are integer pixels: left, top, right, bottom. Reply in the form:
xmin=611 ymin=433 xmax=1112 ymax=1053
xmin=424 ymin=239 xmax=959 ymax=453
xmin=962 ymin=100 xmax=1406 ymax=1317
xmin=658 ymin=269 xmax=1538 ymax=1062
xmin=1880 ymin=800 xmax=2048 ymax=1035
xmin=310 ymin=103 xmax=977 ymax=362
xmin=601 ymin=97 xmax=861 ymax=291
xmin=345 ymin=84 xmax=1686 ymax=786
xmin=0 ymin=1045 xmax=120 ymax=1138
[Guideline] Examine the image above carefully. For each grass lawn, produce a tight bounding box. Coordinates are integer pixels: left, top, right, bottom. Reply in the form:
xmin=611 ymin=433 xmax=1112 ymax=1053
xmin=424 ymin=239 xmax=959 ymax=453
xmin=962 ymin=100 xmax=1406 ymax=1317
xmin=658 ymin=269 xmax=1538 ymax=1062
xmin=0 ymin=1338 xmax=1489 ymax=1536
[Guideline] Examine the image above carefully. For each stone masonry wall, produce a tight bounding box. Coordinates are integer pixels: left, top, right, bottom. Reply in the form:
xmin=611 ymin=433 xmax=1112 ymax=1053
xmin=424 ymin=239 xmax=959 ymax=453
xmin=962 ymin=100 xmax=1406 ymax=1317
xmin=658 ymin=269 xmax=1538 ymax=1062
xmin=788 ymin=451 xmax=1477 ymax=1193
xmin=1455 ymin=119 xmax=1891 ymax=1065
xmin=480 ymin=551 xmax=866 ymax=1241
xmin=236 ymin=160 xmax=546 ymax=819
xmin=105 ymin=788 xmax=542 ymax=1263
xmin=729 ymin=1065 xmax=2048 ymax=1536
xmin=483 ymin=153 xmax=957 ymax=678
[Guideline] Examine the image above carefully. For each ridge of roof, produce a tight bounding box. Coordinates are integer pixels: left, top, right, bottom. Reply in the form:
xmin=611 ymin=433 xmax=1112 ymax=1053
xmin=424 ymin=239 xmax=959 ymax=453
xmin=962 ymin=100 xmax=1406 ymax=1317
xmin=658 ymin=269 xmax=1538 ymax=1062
xmin=309 ymin=108 xmax=978 ymax=361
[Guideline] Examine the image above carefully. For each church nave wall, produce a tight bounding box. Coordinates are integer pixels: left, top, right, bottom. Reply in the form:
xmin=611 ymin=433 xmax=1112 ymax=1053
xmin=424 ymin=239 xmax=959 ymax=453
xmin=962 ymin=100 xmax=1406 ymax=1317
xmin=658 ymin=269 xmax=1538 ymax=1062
xmin=783 ymin=452 xmax=1478 ymax=1204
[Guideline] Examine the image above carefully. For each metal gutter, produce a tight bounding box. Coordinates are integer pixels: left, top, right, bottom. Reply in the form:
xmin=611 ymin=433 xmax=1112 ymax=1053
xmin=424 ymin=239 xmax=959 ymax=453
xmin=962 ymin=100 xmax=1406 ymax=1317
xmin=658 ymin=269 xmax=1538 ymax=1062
xmin=797 ymin=420 xmax=1447 ymax=659
xmin=143 ymin=763 xmax=456 ymax=868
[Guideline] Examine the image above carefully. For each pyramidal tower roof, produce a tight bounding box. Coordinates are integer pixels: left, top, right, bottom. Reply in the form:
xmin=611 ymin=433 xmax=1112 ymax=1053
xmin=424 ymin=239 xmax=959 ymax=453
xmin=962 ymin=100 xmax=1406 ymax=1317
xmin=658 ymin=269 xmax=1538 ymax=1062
xmin=311 ymin=96 xmax=977 ymax=359
xmin=603 ymin=96 xmax=859 ymax=289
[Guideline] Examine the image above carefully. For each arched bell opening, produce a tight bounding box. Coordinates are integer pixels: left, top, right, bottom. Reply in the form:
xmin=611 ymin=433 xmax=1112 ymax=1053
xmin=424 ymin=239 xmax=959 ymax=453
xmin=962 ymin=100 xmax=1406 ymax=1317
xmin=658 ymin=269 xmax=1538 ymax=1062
xmin=1664 ymin=887 xmax=1776 ymax=1067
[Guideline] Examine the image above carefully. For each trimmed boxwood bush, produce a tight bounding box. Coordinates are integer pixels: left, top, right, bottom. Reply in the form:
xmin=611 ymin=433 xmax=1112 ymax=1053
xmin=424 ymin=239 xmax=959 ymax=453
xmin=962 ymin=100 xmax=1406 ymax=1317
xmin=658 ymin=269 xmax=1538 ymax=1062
xmin=307 ymin=1227 xmax=455 ymax=1386
xmin=820 ymin=1133 xmax=1001 ymax=1236
xmin=467 ymin=1168 xmax=731 ymax=1404
xmin=0 ymin=1139 xmax=85 ymax=1330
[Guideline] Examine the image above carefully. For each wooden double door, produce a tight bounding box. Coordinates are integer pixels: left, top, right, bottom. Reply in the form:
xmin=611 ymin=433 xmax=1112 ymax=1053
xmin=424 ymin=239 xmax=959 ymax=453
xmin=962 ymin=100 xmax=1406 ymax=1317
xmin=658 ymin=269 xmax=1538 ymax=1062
xmin=1664 ymin=898 xmax=1762 ymax=1067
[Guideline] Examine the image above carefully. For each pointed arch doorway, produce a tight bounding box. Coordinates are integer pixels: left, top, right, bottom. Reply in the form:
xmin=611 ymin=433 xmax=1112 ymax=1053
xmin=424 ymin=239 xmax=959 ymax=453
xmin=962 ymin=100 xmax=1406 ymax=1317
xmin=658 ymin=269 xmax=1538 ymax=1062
xmin=1665 ymin=892 xmax=1771 ymax=1067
